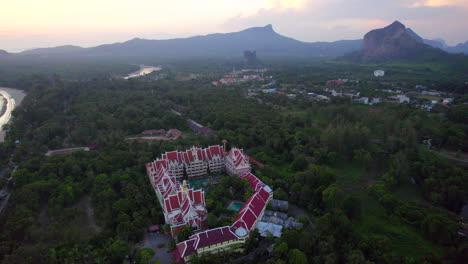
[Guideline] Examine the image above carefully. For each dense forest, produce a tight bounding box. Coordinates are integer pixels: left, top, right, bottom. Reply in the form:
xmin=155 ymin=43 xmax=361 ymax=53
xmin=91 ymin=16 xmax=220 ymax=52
xmin=0 ymin=61 xmax=466 ymax=264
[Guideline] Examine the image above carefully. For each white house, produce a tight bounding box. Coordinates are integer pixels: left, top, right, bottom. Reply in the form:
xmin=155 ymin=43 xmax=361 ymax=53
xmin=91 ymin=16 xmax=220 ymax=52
xmin=374 ymin=70 xmax=385 ymax=77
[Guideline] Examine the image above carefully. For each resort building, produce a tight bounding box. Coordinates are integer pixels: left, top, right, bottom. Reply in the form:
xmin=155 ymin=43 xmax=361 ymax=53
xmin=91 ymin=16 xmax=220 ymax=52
xmin=159 ymin=145 xmax=225 ymax=180
xmin=225 ymin=148 xmax=251 ymax=176
xmin=146 ymin=159 xmax=207 ymax=235
xmin=147 ymin=145 xmax=273 ymax=263
xmin=175 ymin=173 xmax=273 ymax=263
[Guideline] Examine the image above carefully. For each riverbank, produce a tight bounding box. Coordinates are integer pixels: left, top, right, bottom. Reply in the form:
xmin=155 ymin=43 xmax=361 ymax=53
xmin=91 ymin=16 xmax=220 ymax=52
xmin=124 ymin=65 xmax=161 ymax=79
xmin=0 ymin=87 xmax=26 ymax=142
xmin=0 ymin=95 xmax=5 ymax=117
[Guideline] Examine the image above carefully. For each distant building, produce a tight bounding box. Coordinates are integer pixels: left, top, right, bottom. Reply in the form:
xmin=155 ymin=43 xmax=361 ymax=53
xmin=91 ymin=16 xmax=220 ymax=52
xmin=371 ymin=97 xmax=381 ymax=104
xmin=243 ymin=74 xmax=261 ymax=80
xmin=187 ymin=119 xmax=215 ymax=136
xmin=422 ymin=90 xmax=441 ymax=96
xmin=142 ymin=129 xmax=166 ymax=136
xmin=167 ymin=129 xmax=182 ymax=139
xmin=358 ymin=97 xmax=369 ymax=104
xmin=219 ymin=78 xmax=237 ymax=84
xmin=326 ymin=79 xmax=344 ymax=86
xmin=262 ymin=88 xmax=277 ymax=93
xmin=243 ymin=50 xmax=258 ymax=66
xmin=443 ymin=98 xmax=454 ymax=105
xmin=374 ymin=70 xmax=385 ymax=77
xmin=389 ymin=95 xmax=410 ymax=103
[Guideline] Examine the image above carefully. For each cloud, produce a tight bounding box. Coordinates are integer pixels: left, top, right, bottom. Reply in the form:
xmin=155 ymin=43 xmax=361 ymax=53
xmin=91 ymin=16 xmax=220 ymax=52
xmin=222 ymin=0 xmax=468 ymax=45
xmin=411 ymin=0 xmax=468 ymax=7
xmin=263 ymin=0 xmax=307 ymax=9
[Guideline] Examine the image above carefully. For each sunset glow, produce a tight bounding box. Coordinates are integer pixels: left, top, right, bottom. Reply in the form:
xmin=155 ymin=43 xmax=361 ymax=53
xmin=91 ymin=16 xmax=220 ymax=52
xmin=0 ymin=0 xmax=466 ymax=51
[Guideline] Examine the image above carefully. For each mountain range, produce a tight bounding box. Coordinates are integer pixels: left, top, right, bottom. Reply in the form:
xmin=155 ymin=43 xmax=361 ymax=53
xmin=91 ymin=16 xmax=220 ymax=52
xmin=4 ymin=23 xmax=468 ymax=61
xmin=16 ymin=25 xmax=362 ymax=60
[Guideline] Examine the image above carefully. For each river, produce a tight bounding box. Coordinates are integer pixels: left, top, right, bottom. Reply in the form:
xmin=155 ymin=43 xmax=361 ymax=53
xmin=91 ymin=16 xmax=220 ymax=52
xmin=124 ymin=65 xmax=162 ymax=79
xmin=0 ymin=87 xmax=26 ymax=142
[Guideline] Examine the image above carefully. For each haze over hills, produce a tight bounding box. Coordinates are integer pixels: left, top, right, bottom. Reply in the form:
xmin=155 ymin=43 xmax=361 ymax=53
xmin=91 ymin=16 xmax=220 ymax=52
xmin=20 ymin=45 xmax=84 ymax=55
xmin=17 ymin=25 xmax=363 ymax=60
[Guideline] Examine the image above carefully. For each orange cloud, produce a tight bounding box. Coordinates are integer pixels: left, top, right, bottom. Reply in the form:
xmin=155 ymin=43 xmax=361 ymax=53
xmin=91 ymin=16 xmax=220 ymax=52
xmin=411 ymin=0 xmax=468 ymax=7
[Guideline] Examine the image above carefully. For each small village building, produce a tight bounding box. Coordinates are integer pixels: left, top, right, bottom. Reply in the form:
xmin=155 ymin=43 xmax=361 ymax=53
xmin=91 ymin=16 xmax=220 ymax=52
xmin=257 ymin=222 xmax=283 ymax=238
xmin=371 ymin=97 xmax=381 ymax=104
xmin=422 ymin=90 xmax=441 ymax=96
xmin=167 ymin=129 xmax=182 ymax=139
xmin=358 ymin=97 xmax=369 ymax=104
xmin=270 ymin=200 xmax=289 ymax=212
xmin=389 ymin=95 xmax=410 ymax=103
xmin=219 ymin=78 xmax=237 ymax=84
xmin=443 ymin=98 xmax=454 ymax=104
xmin=142 ymin=129 xmax=166 ymax=136
xmin=284 ymin=217 xmax=304 ymax=229
xmin=187 ymin=119 xmax=215 ymax=136
xmin=262 ymin=88 xmax=277 ymax=93
xmin=326 ymin=79 xmax=344 ymax=86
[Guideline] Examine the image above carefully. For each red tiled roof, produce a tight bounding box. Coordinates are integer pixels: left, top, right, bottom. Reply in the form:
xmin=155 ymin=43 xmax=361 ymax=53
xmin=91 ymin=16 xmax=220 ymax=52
xmin=177 ymin=238 xmax=197 ymax=258
xmin=192 ymin=226 xmax=238 ymax=249
xmin=258 ymin=187 xmax=271 ymax=202
xmin=240 ymin=172 xmax=265 ymax=191
xmin=148 ymin=225 xmax=160 ymax=232
xmin=233 ymin=209 xmax=257 ymax=230
xmin=206 ymin=145 xmax=224 ymax=159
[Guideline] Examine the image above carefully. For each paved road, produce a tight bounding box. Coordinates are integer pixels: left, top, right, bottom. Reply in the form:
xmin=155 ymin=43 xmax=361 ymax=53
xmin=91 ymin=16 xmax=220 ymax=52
xmin=430 ymin=149 xmax=468 ymax=167
xmin=138 ymin=232 xmax=174 ymax=263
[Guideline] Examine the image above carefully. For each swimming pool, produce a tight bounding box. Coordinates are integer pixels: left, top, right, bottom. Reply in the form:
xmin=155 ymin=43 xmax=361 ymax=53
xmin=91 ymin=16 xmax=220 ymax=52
xmin=227 ymin=201 xmax=245 ymax=212
xmin=188 ymin=178 xmax=208 ymax=189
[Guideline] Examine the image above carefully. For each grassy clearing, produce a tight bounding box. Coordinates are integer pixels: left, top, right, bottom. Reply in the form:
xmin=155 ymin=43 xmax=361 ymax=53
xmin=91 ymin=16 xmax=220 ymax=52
xmin=413 ymin=95 xmax=443 ymax=101
xmin=393 ymin=182 xmax=426 ymax=204
xmin=333 ymin=162 xmax=444 ymax=258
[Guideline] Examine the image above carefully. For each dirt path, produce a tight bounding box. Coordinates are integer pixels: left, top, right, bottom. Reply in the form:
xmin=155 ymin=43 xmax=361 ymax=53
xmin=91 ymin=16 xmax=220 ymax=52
xmin=78 ymin=196 xmax=102 ymax=232
xmin=0 ymin=192 xmax=11 ymax=215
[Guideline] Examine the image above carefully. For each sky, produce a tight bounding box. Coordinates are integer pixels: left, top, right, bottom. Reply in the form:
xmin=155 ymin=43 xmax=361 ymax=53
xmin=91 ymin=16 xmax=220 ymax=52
xmin=0 ymin=0 xmax=467 ymax=52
